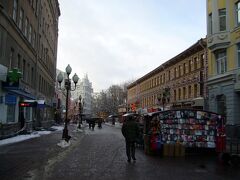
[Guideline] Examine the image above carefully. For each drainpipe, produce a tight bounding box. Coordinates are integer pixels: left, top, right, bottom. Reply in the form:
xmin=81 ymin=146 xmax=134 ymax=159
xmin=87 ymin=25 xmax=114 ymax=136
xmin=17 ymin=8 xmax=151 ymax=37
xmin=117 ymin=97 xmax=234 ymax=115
xmin=198 ymin=39 xmax=208 ymax=110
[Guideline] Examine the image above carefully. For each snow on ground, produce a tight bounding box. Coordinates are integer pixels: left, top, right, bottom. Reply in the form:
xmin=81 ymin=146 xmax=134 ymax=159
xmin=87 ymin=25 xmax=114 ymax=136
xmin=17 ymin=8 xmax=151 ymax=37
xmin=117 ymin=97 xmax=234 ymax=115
xmin=57 ymin=139 xmax=71 ymax=148
xmin=51 ymin=126 xmax=64 ymax=131
xmin=105 ymin=122 xmax=122 ymax=128
xmin=0 ymin=125 xmax=63 ymax=146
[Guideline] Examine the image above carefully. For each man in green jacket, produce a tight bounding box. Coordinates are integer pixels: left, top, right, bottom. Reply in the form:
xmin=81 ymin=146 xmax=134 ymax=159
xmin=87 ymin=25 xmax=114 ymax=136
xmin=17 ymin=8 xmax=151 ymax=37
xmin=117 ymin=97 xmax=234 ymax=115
xmin=121 ymin=115 xmax=140 ymax=163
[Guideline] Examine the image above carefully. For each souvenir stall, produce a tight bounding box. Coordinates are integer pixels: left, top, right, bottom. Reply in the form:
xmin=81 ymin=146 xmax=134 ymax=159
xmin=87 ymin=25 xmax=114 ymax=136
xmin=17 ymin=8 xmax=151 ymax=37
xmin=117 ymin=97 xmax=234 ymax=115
xmin=143 ymin=109 xmax=226 ymax=156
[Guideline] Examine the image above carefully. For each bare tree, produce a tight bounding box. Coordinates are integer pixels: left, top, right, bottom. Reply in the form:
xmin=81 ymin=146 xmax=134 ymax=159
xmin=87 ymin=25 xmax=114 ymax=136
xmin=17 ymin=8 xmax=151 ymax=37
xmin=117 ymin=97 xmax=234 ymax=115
xmin=91 ymin=80 xmax=134 ymax=117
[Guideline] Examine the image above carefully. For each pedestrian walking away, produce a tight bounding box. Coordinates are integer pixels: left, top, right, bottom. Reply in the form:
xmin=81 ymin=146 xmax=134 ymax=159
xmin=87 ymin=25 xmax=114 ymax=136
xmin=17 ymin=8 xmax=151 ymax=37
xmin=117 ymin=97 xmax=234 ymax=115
xmin=121 ymin=115 xmax=140 ymax=163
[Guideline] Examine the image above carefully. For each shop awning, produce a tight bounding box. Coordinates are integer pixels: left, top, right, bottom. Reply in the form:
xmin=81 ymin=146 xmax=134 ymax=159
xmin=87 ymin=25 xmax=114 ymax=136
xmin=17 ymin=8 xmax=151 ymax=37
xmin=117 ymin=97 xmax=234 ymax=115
xmin=192 ymin=97 xmax=204 ymax=107
xmin=8 ymin=89 xmax=36 ymax=100
xmin=24 ymin=100 xmax=46 ymax=108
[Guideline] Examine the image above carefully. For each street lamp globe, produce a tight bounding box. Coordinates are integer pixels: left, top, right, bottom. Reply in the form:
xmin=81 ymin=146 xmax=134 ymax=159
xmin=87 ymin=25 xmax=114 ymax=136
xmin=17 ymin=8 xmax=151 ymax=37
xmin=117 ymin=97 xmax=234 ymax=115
xmin=57 ymin=72 xmax=63 ymax=84
xmin=65 ymin=64 xmax=72 ymax=75
xmin=72 ymin=73 xmax=79 ymax=84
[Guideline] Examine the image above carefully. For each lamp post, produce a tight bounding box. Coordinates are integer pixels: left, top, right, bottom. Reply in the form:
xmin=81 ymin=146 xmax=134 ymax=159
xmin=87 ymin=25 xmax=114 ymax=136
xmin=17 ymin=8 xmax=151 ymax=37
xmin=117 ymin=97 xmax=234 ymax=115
xmin=57 ymin=64 xmax=79 ymax=141
xmin=158 ymin=87 xmax=170 ymax=111
xmin=78 ymin=95 xmax=84 ymax=129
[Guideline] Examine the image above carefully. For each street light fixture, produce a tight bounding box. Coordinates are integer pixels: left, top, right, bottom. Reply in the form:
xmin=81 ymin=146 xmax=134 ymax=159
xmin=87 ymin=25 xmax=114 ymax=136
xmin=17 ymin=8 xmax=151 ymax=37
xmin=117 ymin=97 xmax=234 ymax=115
xmin=78 ymin=95 xmax=84 ymax=129
xmin=57 ymin=64 xmax=79 ymax=141
xmin=158 ymin=87 xmax=170 ymax=111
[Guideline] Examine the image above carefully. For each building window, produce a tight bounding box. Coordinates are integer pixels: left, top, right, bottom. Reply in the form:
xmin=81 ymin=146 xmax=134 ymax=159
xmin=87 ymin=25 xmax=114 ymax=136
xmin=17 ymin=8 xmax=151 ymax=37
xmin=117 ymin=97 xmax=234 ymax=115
xmin=183 ymin=63 xmax=186 ymax=74
xmin=183 ymin=87 xmax=186 ymax=99
xmin=17 ymin=54 xmax=21 ymax=69
xmin=178 ymin=88 xmax=181 ymax=100
xmin=28 ymin=25 xmax=32 ymax=42
xmin=174 ymin=90 xmax=176 ymax=101
xmin=215 ymin=50 xmax=227 ymax=74
xmin=32 ymin=31 xmax=36 ymax=48
xmin=209 ymin=13 xmax=213 ymax=34
xmin=168 ymin=71 xmax=170 ymax=81
xmin=189 ymin=60 xmax=192 ymax=72
xmin=12 ymin=0 xmax=18 ymax=22
xmin=23 ymin=59 xmax=26 ymax=80
xmin=194 ymin=84 xmax=198 ymax=98
xmin=194 ymin=57 xmax=198 ymax=70
xmin=219 ymin=8 xmax=226 ymax=31
xmin=18 ymin=8 xmax=23 ymax=30
xmin=26 ymin=63 xmax=30 ymax=83
xmin=188 ymin=85 xmax=192 ymax=99
xmin=24 ymin=18 xmax=29 ymax=37
xmin=200 ymin=54 xmax=204 ymax=68
xmin=9 ymin=48 xmax=14 ymax=70
xmin=238 ymin=44 xmax=240 ymax=67
xmin=236 ymin=1 xmax=240 ymax=26
xmin=179 ymin=65 xmax=181 ymax=77
xmin=7 ymin=105 xmax=16 ymax=123
xmin=174 ymin=67 xmax=177 ymax=78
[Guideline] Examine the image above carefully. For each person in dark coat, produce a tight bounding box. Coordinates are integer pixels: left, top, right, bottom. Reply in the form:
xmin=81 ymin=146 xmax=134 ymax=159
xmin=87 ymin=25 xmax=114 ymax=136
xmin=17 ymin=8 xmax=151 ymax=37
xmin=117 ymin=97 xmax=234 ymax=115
xmin=121 ymin=115 xmax=140 ymax=163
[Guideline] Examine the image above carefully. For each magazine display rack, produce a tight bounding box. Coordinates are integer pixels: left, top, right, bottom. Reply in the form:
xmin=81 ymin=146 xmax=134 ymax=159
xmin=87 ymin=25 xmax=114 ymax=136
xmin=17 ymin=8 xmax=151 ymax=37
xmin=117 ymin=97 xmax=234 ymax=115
xmin=144 ymin=109 xmax=226 ymax=155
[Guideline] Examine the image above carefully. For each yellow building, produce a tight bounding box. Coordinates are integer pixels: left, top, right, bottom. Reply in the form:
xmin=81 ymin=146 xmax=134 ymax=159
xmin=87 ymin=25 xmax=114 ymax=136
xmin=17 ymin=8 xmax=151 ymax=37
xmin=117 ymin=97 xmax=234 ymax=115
xmin=207 ymin=0 xmax=240 ymax=125
xmin=127 ymin=38 xmax=207 ymax=113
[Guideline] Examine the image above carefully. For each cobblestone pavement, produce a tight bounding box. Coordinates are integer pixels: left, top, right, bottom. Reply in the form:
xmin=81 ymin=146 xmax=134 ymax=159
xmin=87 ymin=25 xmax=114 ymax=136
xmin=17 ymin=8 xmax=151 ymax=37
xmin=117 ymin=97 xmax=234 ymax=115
xmin=0 ymin=123 xmax=239 ymax=180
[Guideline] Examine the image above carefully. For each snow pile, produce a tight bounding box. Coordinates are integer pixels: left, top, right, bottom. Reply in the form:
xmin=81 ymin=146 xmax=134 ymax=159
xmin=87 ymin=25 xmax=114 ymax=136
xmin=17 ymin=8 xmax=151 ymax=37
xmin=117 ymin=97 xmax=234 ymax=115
xmin=0 ymin=133 xmax=41 ymax=146
xmin=75 ymin=128 xmax=84 ymax=132
xmin=57 ymin=140 xmax=71 ymax=148
xmin=51 ymin=126 xmax=64 ymax=131
xmin=0 ymin=125 xmax=63 ymax=146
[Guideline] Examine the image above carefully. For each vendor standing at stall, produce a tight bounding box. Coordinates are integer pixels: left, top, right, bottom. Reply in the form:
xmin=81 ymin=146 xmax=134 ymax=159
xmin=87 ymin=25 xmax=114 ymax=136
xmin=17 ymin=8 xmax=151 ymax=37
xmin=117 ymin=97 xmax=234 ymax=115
xmin=121 ymin=115 xmax=140 ymax=163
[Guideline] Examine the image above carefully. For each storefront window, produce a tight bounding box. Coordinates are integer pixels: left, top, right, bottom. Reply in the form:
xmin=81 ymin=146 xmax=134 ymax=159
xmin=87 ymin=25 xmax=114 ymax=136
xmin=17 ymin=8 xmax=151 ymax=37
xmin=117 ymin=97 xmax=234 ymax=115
xmin=7 ymin=105 xmax=16 ymax=123
xmin=25 ymin=108 xmax=31 ymax=121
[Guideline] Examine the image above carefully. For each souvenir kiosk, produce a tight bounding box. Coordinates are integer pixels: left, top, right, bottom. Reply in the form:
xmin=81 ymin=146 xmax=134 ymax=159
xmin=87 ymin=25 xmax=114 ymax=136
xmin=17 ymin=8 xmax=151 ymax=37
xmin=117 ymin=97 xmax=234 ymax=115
xmin=143 ymin=109 xmax=226 ymax=156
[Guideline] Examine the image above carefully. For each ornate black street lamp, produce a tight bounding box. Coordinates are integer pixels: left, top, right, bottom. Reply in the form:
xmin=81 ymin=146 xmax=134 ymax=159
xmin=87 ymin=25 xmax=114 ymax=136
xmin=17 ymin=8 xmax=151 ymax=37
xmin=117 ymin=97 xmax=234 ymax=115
xmin=158 ymin=87 xmax=170 ymax=111
xmin=78 ymin=95 xmax=84 ymax=129
xmin=57 ymin=64 xmax=79 ymax=141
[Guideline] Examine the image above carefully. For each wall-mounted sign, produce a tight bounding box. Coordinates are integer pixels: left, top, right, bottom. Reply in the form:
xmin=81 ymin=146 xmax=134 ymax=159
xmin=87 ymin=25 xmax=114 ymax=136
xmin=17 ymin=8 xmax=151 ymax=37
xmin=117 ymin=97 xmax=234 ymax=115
xmin=5 ymin=94 xmax=17 ymax=105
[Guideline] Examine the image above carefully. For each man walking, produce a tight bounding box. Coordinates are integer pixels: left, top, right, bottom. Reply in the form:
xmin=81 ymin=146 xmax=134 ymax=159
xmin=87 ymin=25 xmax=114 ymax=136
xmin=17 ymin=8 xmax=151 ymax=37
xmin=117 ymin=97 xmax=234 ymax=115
xmin=121 ymin=115 xmax=140 ymax=163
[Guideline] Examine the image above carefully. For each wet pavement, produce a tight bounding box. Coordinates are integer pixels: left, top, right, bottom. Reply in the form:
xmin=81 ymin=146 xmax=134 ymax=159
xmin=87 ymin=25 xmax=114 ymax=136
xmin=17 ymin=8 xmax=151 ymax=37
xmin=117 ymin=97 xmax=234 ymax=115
xmin=0 ymin=123 xmax=239 ymax=180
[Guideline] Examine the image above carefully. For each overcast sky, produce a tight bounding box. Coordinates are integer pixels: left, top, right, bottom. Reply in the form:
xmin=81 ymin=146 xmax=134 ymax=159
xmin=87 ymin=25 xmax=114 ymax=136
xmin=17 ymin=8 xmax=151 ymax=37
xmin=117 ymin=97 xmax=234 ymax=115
xmin=57 ymin=0 xmax=206 ymax=92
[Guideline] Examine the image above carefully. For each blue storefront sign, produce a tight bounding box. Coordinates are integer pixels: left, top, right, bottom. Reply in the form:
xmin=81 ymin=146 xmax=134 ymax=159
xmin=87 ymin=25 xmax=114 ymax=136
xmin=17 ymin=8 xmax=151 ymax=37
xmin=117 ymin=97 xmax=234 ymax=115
xmin=5 ymin=94 xmax=17 ymax=105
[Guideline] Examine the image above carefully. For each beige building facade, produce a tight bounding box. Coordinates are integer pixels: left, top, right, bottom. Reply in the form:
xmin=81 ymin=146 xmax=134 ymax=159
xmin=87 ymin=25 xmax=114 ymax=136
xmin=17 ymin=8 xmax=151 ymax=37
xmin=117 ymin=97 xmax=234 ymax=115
xmin=127 ymin=39 xmax=208 ymax=113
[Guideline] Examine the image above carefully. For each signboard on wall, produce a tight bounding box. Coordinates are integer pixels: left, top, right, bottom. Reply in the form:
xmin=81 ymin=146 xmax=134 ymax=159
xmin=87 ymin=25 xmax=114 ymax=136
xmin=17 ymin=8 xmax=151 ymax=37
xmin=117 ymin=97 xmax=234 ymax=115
xmin=5 ymin=94 xmax=17 ymax=105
